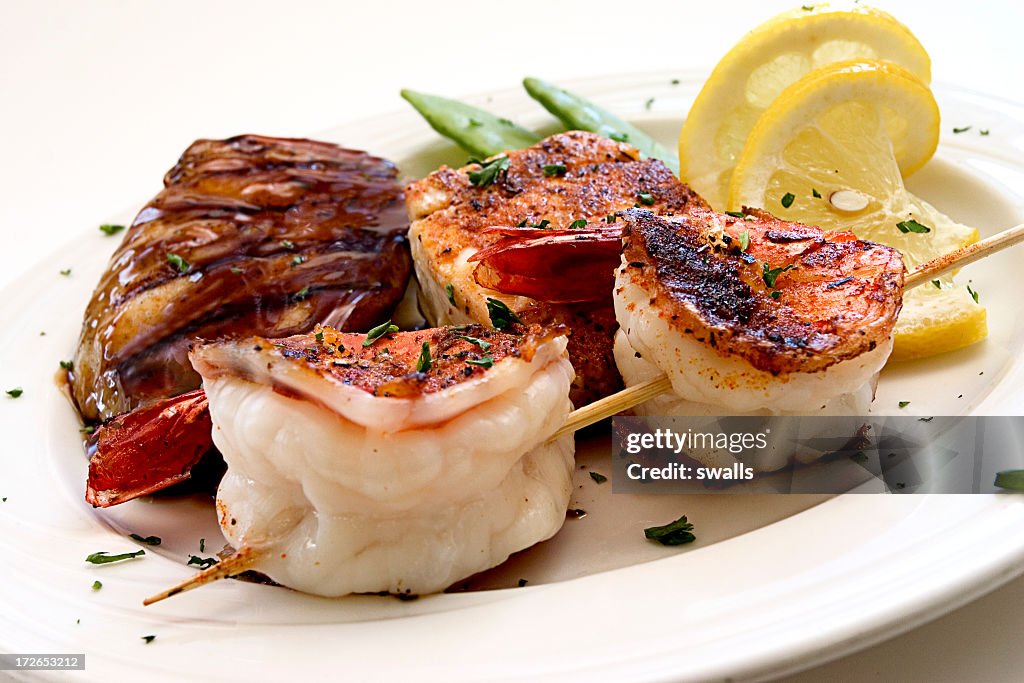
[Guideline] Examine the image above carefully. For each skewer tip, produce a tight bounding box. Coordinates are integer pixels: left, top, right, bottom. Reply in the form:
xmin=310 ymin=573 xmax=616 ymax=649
xmin=143 ymin=545 xmax=260 ymax=606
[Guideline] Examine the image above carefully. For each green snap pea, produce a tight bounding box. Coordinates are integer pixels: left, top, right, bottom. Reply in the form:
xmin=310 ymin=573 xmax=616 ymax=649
xmin=400 ymin=89 xmax=541 ymax=158
xmin=523 ymin=77 xmax=679 ymax=174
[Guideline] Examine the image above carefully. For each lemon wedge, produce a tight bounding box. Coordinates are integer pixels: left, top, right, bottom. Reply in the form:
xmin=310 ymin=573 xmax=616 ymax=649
xmin=729 ymin=59 xmax=985 ymax=360
xmin=679 ymin=2 xmax=931 ymax=210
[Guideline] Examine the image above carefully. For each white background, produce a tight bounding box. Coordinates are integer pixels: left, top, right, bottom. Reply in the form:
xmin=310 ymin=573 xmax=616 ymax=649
xmin=2 ymin=1 xmax=1023 ymax=679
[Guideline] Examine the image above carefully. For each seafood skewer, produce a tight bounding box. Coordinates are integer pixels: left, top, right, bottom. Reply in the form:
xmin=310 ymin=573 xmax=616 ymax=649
xmin=144 ymin=218 xmax=1023 ymax=605
xmin=154 ymin=323 xmax=574 ymax=600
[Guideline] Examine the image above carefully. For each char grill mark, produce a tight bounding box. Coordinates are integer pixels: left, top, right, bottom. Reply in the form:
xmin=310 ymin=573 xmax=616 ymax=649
xmin=621 ymin=208 xmax=904 ymax=375
xmin=72 ymin=135 xmax=411 ymax=421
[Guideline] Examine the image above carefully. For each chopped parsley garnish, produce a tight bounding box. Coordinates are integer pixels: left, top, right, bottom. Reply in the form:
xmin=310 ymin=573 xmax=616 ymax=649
xmin=468 ymin=155 xmax=510 ymax=187
xmin=98 ymin=224 xmax=125 ymax=236
xmin=769 ymin=291 xmax=781 ymax=300
xmin=445 ymin=283 xmax=457 ymax=306
xmin=465 ymin=356 xmax=494 ymax=369
xmin=781 ymin=192 xmax=795 ymax=208
xmin=609 ymin=132 xmax=629 ymax=142
xmin=980 ymin=129 xmax=990 ymax=136
xmin=644 ymin=97 xmax=655 ymax=110
xmin=85 ymin=550 xmax=145 ymax=564
xmin=486 ymin=297 xmax=522 ymax=330
xmin=932 ymin=280 xmax=942 ymax=289
xmin=801 ymin=4 xmax=815 ymax=9
xmin=293 ymin=286 xmax=311 ymax=301
xmin=953 ymin=125 xmax=971 ymax=134
xmin=129 ymin=534 xmax=161 ymax=546
xmin=542 ymin=163 xmax=567 ymax=177
xmin=896 ymin=219 xmax=931 ymax=234
xmin=589 ymin=471 xmax=608 ymax=484
xmin=644 ymin=515 xmax=696 ymax=546
xmin=142 ymin=635 xmax=156 ymax=644
xmin=166 ymin=253 xmax=190 ymax=273
xmin=230 ymin=266 xmax=244 ymax=275
xmin=291 ymin=255 xmax=305 ymax=267
xmin=363 ymin=320 xmax=399 ymax=346
xmin=812 ymin=188 xmax=822 ymax=198
xmin=725 ymin=211 xmax=746 ymax=219
xmin=637 ymin=192 xmax=655 ymax=206
xmin=670 ymin=79 xmax=680 ymax=85
xmin=967 ymin=285 xmax=980 ymax=303
xmin=60 ymin=360 xmax=74 ymax=371
xmin=762 ymin=263 xmax=795 ymax=289
xmin=737 ymin=231 xmax=750 ymax=252
xmin=187 ymin=555 xmax=217 ymax=570
xmin=457 ymin=335 xmax=491 ymax=351
xmin=92 ymin=580 xmax=102 ymax=591
xmin=281 ymin=240 xmax=295 ymax=250
xmin=314 ymin=331 xmax=324 ymax=343
xmin=605 ymin=214 xmax=617 ymax=223
xmin=416 ymin=342 xmax=432 ymax=373
xmin=899 ymin=401 xmax=910 ymax=408
xmin=994 ymin=470 xmax=1024 ymax=491
xmin=80 ymin=425 xmax=96 ymax=435
xmin=5 ymin=388 xmax=23 ymax=399
xmin=60 ymin=268 xmax=72 ymax=276
xmin=568 ymin=219 xmax=588 ymax=229
xmin=519 ymin=218 xmax=551 ymax=229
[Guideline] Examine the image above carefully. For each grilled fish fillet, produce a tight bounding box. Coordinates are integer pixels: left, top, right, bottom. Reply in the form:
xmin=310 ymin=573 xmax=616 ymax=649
xmin=406 ymin=131 xmax=707 ymax=405
xmin=71 ymin=135 xmax=411 ymax=421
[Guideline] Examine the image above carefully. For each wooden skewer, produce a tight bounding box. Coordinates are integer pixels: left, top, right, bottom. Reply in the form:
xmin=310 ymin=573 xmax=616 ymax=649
xmin=145 ymin=222 xmax=1024 ymax=606
xmin=555 ymin=222 xmax=1024 ymax=437
xmin=143 ymin=545 xmax=263 ymax=606
xmin=903 ymin=223 xmax=1024 ymax=289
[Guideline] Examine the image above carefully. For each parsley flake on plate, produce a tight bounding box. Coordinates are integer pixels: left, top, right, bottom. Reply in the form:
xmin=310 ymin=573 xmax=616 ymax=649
xmin=85 ymin=549 xmax=145 ymax=564
xmin=644 ymin=515 xmax=696 ymax=545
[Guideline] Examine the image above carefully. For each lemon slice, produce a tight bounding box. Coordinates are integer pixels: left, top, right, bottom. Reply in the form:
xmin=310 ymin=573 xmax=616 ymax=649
xmin=679 ymin=2 xmax=931 ymax=210
xmin=729 ymin=59 xmax=985 ymax=360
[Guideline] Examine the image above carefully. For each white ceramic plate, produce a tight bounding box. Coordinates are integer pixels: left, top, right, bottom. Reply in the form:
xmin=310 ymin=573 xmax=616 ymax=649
xmin=2 ymin=72 xmax=1024 ymax=682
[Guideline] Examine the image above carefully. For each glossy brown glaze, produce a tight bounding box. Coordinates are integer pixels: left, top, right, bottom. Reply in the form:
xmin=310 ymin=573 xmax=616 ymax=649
xmin=406 ymin=131 xmax=707 ymax=406
xmin=619 ymin=208 xmax=905 ymax=375
xmin=70 ymin=135 xmax=411 ymax=421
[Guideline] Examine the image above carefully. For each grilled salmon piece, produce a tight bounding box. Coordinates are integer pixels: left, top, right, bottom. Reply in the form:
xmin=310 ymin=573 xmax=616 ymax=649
xmin=70 ymin=135 xmax=411 ymax=422
xmin=406 ymin=131 xmax=707 ymax=405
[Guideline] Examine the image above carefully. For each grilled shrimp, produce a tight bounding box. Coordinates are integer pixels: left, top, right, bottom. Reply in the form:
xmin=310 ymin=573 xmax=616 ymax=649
xmin=189 ymin=323 xmax=575 ymax=597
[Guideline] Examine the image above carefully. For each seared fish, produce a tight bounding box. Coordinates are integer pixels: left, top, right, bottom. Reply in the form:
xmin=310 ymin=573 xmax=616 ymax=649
xmin=406 ymin=131 xmax=707 ymax=406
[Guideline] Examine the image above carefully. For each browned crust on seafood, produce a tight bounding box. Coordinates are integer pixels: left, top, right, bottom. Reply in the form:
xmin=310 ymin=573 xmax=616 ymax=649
xmin=192 ymin=323 xmax=563 ymax=398
xmin=619 ymin=208 xmax=904 ymax=375
xmin=406 ymin=131 xmax=707 ymax=405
